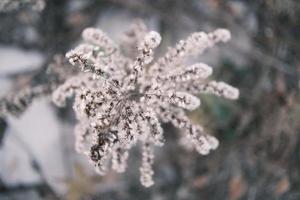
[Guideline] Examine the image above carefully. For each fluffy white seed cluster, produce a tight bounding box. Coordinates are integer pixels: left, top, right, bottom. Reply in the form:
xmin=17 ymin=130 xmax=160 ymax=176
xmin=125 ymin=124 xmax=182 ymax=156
xmin=52 ymin=21 xmax=239 ymax=187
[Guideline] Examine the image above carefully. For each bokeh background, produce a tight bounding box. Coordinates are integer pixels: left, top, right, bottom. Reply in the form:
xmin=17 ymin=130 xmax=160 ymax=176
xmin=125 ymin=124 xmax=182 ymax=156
xmin=0 ymin=0 xmax=299 ymax=199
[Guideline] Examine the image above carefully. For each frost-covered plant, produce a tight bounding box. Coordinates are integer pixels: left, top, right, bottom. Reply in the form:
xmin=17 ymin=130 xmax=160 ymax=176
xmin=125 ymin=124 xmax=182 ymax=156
xmin=0 ymin=55 xmax=75 ymax=118
xmin=0 ymin=0 xmax=45 ymax=12
xmin=52 ymin=21 xmax=239 ymax=187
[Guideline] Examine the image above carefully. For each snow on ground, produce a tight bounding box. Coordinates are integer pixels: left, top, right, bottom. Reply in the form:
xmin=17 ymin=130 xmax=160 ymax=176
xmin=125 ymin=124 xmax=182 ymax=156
xmin=0 ymin=98 xmax=68 ymax=194
xmin=0 ymin=46 xmax=44 ymax=75
xmin=0 ymin=78 xmax=12 ymax=98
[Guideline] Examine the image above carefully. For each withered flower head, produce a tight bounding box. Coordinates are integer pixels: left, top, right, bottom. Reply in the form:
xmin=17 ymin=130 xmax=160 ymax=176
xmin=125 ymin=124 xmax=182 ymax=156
xmin=52 ymin=20 xmax=239 ymax=187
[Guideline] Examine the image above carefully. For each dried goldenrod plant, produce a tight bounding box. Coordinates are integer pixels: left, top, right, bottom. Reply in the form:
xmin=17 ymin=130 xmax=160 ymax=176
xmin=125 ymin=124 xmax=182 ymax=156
xmin=52 ymin=20 xmax=239 ymax=187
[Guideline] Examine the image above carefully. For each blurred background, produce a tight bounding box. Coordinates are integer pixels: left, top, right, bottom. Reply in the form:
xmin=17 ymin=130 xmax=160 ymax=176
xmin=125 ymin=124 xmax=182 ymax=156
xmin=0 ymin=0 xmax=299 ymax=199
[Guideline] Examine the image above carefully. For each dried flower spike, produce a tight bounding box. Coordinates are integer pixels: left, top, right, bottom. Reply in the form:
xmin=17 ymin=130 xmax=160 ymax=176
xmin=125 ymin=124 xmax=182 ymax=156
xmin=53 ymin=21 xmax=239 ymax=187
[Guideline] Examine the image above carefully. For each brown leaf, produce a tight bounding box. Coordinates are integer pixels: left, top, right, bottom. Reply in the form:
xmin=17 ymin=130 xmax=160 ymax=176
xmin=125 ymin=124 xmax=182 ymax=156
xmin=229 ymin=175 xmax=246 ymax=200
xmin=275 ymin=177 xmax=290 ymax=196
xmin=192 ymin=175 xmax=209 ymax=188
